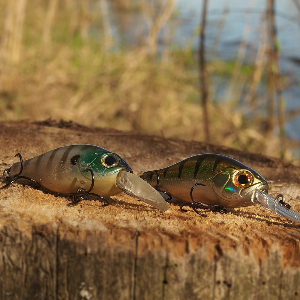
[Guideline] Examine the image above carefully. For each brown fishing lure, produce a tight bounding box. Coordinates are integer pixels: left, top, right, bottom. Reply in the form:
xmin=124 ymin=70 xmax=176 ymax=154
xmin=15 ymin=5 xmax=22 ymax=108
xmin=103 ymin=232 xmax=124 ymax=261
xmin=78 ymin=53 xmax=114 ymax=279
xmin=141 ymin=154 xmax=300 ymax=222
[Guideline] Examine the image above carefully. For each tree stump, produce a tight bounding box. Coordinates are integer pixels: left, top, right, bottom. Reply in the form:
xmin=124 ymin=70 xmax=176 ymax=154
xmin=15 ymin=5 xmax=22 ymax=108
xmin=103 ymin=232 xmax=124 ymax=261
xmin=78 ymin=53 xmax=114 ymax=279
xmin=0 ymin=120 xmax=299 ymax=300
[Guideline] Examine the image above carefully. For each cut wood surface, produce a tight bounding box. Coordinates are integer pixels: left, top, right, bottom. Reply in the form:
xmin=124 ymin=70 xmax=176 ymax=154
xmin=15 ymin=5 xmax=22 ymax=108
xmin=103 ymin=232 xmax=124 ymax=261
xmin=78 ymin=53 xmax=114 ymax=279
xmin=0 ymin=120 xmax=300 ymax=300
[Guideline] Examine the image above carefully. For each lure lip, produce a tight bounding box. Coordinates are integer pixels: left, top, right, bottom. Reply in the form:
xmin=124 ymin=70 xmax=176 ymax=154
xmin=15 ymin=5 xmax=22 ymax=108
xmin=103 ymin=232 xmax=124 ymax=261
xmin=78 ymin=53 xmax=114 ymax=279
xmin=253 ymin=190 xmax=300 ymax=223
xmin=116 ymin=170 xmax=169 ymax=211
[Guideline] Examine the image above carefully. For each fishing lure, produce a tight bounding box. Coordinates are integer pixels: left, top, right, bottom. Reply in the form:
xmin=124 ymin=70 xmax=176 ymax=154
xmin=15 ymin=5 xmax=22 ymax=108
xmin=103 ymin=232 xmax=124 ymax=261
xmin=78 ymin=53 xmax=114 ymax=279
xmin=1 ymin=144 xmax=168 ymax=211
xmin=141 ymin=154 xmax=300 ymax=223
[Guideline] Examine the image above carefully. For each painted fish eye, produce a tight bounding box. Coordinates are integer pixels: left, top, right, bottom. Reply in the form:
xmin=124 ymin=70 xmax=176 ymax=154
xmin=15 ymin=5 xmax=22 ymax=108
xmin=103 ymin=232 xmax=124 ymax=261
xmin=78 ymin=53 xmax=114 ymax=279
xmin=70 ymin=155 xmax=80 ymax=165
xmin=101 ymin=154 xmax=119 ymax=168
xmin=233 ymin=170 xmax=254 ymax=188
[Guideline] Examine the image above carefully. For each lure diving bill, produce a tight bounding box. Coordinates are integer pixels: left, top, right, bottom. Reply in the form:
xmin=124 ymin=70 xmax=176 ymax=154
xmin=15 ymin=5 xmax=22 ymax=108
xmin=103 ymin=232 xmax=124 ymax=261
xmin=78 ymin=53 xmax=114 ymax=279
xmin=1 ymin=144 xmax=168 ymax=211
xmin=141 ymin=153 xmax=300 ymax=223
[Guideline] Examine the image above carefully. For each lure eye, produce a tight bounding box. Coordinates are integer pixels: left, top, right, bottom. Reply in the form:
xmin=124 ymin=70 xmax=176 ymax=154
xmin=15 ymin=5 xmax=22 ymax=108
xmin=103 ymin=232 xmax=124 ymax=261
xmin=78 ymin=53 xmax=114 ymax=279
xmin=70 ymin=155 xmax=80 ymax=165
xmin=101 ymin=154 xmax=119 ymax=168
xmin=233 ymin=170 xmax=254 ymax=188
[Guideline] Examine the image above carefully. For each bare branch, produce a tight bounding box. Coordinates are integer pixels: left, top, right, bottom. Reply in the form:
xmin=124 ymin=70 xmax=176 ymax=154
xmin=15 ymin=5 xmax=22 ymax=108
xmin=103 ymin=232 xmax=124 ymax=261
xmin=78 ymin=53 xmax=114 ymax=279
xmin=199 ymin=0 xmax=210 ymax=143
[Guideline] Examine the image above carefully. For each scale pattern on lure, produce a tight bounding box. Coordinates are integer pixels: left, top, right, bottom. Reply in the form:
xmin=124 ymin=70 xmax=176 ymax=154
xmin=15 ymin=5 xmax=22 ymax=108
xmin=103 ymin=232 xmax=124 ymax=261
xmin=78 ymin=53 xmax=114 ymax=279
xmin=1 ymin=144 xmax=168 ymax=211
xmin=141 ymin=154 xmax=300 ymax=223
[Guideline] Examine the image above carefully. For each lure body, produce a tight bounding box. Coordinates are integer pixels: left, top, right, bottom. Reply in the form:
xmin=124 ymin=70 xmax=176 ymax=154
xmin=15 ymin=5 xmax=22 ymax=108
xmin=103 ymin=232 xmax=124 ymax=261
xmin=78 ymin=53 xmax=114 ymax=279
xmin=141 ymin=154 xmax=300 ymax=222
xmin=141 ymin=154 xmax=268 ymax=208
xmin=6 ymin=144 xmax=132 ymax=197
xmin=3 ymin=144 xmax=169 ymax=211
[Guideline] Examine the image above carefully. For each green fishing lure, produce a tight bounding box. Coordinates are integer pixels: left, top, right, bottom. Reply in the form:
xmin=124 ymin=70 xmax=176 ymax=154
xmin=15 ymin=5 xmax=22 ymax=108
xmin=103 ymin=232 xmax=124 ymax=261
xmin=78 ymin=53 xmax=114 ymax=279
xmin=2 ymin=144 xmax=168 ymax=211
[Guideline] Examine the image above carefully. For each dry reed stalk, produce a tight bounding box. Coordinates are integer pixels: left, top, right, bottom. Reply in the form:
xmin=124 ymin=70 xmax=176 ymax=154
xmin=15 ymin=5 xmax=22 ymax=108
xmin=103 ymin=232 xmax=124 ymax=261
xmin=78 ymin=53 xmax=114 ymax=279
xmin=140 ymin=0 xmax=177 ymax=57
xmin=245 ymin=19 xmax=267 ymax=109
xmin=0 ymin=1 xmax=12 ymax=74
xmin=42 ymin=0 xmax=58 ymax=56
xmin=99 ymin=0 xmax=113 ymax=50
xmin=0 ymin=0 xmax=24 ymax=67
xmin=160 ymin=15 xmax=174 ymax=64
xmin=199 ymin=0 xmax=210 ymax=144
xmin=0 ymin=0 xmax=27 ymax=90
xmin=224 ymin=3 xmax=254 ymax=105
xmin=211 ymin=6 xmax=229 ymax=56
xmin=80 ymin=0 xmax=90 ymax=43
xmin=11 ymin=0 xmax=27 ymax=65
xmin=66 ymin=0 xmax=79 ymax=41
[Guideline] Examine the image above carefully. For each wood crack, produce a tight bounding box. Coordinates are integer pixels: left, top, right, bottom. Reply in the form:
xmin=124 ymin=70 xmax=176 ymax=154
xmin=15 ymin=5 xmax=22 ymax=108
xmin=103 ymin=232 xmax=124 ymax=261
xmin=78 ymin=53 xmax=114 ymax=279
xmin=132 ymin=231 xmax=140 ymax=300
xmin=55 ymin=224 xmax=60 ymax=300
xmin=162 ymin=252 xmax=169 ymax=300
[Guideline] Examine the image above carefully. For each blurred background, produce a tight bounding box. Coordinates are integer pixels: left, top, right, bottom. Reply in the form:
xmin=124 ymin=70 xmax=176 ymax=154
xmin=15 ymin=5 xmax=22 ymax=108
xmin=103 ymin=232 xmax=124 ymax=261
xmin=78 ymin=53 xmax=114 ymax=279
xmin=0 ymin=0 xmax=300 ymax=163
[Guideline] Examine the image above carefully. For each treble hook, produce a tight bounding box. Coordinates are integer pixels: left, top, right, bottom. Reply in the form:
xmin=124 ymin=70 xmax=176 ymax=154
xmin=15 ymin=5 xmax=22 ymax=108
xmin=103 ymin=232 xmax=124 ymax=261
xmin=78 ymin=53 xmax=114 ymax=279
xmin=189 ymin=183 xmax=226 ymax=216
xmin=68 ymin=168 xmax=95 ymax=205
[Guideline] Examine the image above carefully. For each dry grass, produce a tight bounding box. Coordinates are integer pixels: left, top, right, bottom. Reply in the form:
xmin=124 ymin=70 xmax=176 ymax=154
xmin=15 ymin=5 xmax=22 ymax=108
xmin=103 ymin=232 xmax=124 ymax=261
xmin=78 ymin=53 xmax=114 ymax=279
xmin=0 ymin=0 xmax=298 ymax=161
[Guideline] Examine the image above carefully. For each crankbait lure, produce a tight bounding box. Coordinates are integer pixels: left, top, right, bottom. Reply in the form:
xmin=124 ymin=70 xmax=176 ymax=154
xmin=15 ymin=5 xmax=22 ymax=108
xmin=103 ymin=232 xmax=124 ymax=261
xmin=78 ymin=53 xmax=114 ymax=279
xmin=141 ymin=154 xmax=300 ymax=223
xmin=1 ymin=144 xmax=168 ymax=211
